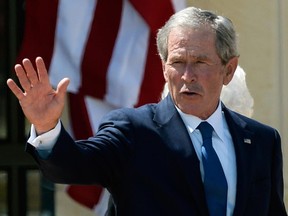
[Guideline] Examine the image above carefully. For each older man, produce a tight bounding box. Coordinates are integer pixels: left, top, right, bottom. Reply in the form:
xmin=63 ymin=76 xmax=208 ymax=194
xmin=7 ymin=7 xmax=286 ymax=216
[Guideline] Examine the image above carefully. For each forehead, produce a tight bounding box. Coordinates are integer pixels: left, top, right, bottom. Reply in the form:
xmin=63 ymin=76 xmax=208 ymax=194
xmin=167 ymin=27 xmax=217 ymax=56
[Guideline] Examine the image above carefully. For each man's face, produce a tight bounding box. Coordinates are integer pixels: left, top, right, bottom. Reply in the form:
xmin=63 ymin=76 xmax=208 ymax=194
xmin=163 ymin=27 xmax=237 ymax=119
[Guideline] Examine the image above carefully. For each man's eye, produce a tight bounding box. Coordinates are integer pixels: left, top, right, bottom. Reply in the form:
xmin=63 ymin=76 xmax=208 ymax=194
xmin=173 ymin=60 xmax=183 ymax=64
xmin=196 ymin=60 xmax=205 ymax=64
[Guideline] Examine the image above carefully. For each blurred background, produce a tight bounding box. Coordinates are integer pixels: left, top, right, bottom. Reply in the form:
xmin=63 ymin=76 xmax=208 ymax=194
xmin=0 ymin=0 xmax=287 ymax=215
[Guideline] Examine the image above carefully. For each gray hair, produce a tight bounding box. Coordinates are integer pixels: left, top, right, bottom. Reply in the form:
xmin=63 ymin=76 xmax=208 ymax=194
xmin=156 ymin=7 xmax=239 ymax=64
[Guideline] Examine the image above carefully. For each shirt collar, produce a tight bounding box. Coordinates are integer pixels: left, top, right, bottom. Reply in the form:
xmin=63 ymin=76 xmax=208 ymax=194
xmin=176 ymin=101 xmax=226 ymax=141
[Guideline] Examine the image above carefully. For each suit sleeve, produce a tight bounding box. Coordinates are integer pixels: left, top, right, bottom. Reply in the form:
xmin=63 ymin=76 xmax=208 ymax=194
xmin=25 ymin=109 xmax=134 ymax=188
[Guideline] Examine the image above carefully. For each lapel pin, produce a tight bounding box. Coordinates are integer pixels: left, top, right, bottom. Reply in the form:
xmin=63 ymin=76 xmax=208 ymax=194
xmin=244 ymin=138 xmax=251 ymax=144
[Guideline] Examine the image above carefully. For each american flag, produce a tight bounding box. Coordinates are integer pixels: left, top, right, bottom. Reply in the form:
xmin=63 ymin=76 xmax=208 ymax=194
xmin=17 ymin=0 xmax=186 ymax=214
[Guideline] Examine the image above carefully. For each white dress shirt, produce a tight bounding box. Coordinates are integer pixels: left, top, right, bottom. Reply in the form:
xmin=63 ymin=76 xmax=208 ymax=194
xmin=176 ymin=102 xmax=237 ymax=216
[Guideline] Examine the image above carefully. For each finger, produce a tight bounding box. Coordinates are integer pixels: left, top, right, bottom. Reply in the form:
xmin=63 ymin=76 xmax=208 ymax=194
xmin=22 ymin=58 xmax=39 ymax=86
xmin=35 ymin=57 xmax=49 ymax=84
xmin=14 ymin=63 xmax=32 ymax=92
xmin=56 ymin=78 xmax=70 ymax=100
xmin=7 ymin=78 xmax=25 ymax=100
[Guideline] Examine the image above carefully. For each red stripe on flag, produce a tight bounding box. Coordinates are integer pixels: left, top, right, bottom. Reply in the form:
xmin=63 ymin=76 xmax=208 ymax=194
xmin=16 ymin=0 xmax=59 ymax=67
xmin=129 ymin=0 xmax=174 ymax=33
xmin=131 ymin=0 xmax=175 ymax=106
xmin=136 ymin=34 xmax=165 ymax=107
xmin=80 ymin=0 xmax=123 ymax=98
xmin=66 ymin=184 xmax=103 ymax=210
xmin=68 ymin=93 xmax=93 ymax=139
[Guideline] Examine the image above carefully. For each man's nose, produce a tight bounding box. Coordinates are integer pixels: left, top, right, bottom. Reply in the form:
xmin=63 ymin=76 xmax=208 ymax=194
xmin=181 ymin=64 xmax=196 ymax=82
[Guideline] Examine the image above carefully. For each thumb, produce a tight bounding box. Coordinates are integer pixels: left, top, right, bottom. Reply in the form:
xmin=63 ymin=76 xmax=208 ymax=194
xmin=56 ymin=78 xmax=70 ymax=99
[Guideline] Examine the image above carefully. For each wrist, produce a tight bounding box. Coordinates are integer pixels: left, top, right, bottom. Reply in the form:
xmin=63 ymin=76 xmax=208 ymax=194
xmin=34 ymin=120 xmax=59 ymax=135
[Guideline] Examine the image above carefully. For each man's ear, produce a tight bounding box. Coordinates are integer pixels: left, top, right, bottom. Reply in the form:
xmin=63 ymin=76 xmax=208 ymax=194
xmin=223 ymin=56 xmax=238 ymax=85
xmin=162 ymin=61 xmax=169 ymax=82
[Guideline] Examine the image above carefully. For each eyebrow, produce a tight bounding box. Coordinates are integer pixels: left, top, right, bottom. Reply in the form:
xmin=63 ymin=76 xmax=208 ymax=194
xmin=194 ymin=54 xmax=209 ymax=60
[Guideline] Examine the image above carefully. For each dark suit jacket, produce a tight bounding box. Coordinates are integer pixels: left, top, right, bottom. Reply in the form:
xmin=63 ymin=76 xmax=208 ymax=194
xmin=26 ymin=95 xmax=287 ymax=216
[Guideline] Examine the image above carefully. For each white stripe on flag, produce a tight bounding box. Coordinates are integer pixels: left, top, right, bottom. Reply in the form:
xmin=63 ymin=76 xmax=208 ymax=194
xmin=104 ymin=0 xmax=149 ymax=108
xmin=49 ymin=0 xmax=97 ymax=92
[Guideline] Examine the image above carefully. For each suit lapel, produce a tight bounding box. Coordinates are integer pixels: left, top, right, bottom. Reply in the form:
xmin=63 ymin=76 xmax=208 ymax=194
xmin=223 ymin=106 xmax=255 ymax=216
xmin=153 ymin=95 xmax=209 ymax=216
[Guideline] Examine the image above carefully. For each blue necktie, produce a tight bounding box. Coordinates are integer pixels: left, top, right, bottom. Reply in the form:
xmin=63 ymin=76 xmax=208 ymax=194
xmin=197 ymin=122 xmax=227 ymax=216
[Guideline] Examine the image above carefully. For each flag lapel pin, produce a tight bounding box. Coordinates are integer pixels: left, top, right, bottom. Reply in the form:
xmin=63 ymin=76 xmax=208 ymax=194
xmin=244 ymin=138 xmax=251 ymax=144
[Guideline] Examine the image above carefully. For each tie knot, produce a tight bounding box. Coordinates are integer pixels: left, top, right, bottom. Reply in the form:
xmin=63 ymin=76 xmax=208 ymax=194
xmin=197 ymin=121 xmax=213 ymax=140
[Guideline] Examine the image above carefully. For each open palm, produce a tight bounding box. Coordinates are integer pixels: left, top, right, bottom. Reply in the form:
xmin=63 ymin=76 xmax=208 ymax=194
xmin=7 ymin=57 xmax=70 ymax=134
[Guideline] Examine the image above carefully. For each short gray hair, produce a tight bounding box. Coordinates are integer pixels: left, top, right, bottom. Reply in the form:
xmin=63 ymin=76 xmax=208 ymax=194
xmin=156 ymin=7 xmax=239 ymax=64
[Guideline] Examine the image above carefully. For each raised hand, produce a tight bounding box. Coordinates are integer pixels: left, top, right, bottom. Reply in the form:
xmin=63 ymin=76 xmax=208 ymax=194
xmin=7 ymin=57 xmax=70 ymax=134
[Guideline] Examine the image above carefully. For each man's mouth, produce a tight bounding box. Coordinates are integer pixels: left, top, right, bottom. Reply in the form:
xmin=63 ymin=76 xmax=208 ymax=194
xmin=182 ymin=91 xmax=198 ymax=96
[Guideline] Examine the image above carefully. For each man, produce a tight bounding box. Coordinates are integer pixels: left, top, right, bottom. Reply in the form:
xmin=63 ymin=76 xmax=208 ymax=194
xmin=7 ymin=7 xmax=287 ymax=216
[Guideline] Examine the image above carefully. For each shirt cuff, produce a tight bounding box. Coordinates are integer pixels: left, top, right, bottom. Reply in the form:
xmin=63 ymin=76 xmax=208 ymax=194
xmin=28 ymin=120 xmax=61 ymax=150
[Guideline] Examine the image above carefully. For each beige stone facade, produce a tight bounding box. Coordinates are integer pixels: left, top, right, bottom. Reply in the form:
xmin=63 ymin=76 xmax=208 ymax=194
xmin=56 ymin=1 xmax=288 ymax=214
